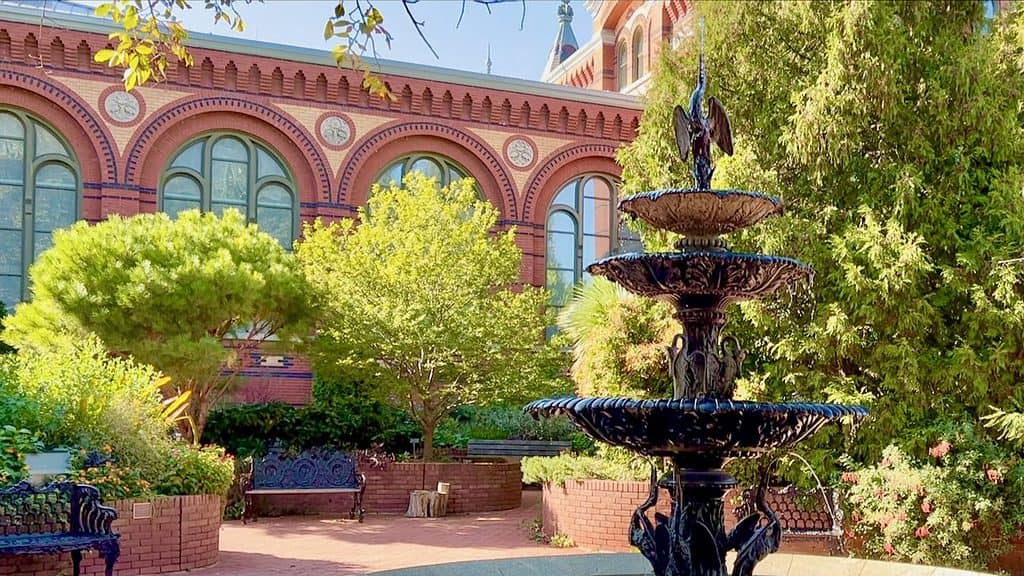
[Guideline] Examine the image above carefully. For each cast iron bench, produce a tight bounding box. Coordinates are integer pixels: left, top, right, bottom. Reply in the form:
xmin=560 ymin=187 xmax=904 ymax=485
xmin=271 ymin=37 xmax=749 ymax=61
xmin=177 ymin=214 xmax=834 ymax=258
xmin=242 ymin=447 xmax=366 ymax=523
xmin=467 ymin=439 xmax=572 ymax=458
xmin=0 ymin=481 xmax=120 ymax=576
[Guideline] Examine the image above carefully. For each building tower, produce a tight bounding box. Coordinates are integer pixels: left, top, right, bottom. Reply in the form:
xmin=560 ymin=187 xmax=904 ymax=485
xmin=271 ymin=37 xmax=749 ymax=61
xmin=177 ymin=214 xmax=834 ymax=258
xmin=543 ymin=0 xmax=578 ymax=78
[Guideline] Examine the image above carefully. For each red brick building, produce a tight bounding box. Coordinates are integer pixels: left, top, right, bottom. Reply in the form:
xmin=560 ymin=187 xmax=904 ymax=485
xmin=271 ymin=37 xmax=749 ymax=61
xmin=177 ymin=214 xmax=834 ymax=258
xmin=543 ymin=0 xmax=694 ymax=95
xmin=0 ymin=1 xmax=667 ymax=403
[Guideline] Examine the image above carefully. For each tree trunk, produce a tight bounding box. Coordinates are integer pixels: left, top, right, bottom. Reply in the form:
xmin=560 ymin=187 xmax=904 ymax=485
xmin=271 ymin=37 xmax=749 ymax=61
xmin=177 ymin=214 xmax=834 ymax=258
xmin=422 ymin=423 xmax=435 ymax=461
xmin=185 ymin=394 xmax=208 ymax=444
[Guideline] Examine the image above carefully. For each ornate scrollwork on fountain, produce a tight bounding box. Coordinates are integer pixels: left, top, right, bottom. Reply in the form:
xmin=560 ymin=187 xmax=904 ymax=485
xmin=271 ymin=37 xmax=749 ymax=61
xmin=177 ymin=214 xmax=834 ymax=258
xmin=668 ymin=334 xmax=746 ymax=398
xmin=588 ymin=252 xmax=812 ymax=305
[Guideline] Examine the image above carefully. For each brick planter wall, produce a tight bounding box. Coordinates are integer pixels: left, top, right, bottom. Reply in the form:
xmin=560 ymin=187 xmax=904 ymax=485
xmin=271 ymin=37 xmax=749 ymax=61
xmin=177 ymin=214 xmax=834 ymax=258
xmin=0 ymin=494 xmax=222 ymax=576
xmin=254 ymin=461 xmax=522 ymax=516
xmin=992 ymin=531 xmax=1024 ymax=573
xmin=542 ymin=481 xmax=836 ymax=554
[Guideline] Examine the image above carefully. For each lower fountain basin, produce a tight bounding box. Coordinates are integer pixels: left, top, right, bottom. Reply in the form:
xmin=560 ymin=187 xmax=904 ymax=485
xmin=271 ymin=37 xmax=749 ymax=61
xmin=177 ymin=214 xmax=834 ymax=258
xmin=368 ymin=553 xmax=994 ymax=576
xmin=586 ymin=252 xmax=812 ymax=304
xmin=525 ymin=397 xmax=867 ymax=458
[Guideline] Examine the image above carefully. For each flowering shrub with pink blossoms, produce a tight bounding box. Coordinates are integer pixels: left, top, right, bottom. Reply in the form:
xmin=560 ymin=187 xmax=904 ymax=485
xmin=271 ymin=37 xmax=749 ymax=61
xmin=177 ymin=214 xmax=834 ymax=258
xmin=842 ymin=428 xmax=1024 ymax=569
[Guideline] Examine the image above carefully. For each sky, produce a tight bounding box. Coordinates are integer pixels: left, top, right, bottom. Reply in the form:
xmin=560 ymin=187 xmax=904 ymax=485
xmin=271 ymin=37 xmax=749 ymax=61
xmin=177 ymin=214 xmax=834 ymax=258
xmin=164 ymin=0 xmax=594 ymax=81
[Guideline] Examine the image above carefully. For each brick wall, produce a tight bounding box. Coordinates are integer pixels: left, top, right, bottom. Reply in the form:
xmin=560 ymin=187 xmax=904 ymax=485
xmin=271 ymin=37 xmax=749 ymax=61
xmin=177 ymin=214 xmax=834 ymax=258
xmin=542 ymin=480 xmax=838 ymax=554
xmin=989 ymin=530 xmax=1024 ymax=574
xmin=254 ymin=462 xmax=521 ymax=517
xmin=0 ymin=495 xmax=222 ymax=576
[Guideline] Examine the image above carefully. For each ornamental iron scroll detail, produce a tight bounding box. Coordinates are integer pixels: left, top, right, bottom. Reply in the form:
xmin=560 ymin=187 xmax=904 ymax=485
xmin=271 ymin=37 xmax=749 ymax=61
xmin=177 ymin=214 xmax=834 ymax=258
xmin=252 ymin=447 xmax=360 ymax=490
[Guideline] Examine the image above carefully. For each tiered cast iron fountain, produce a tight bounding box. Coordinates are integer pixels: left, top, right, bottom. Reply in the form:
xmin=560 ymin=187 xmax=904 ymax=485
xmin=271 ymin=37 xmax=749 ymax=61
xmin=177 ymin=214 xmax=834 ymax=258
xmin=525 ymin=42 xmax=868 ymax=576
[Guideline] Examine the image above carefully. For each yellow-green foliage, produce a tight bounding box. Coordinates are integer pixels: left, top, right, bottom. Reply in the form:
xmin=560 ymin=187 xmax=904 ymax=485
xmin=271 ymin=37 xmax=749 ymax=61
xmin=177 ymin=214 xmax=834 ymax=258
xmin=298 ymin=173 xmax=568 ymax=460
xmin=3 ymin=210 xmax=312 ymax=438
xmin=521 ymin=445 xmax=657 ymax=486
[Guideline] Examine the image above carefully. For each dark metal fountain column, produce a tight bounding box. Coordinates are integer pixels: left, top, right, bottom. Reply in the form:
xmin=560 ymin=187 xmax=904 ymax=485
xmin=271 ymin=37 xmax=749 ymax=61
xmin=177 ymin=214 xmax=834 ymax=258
xmin=525 ymin=23 xmax=868 ymax=576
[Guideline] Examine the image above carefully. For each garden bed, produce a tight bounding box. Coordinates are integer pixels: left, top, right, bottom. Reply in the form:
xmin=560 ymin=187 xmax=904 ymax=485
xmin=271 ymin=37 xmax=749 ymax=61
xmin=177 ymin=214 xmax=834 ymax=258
xmin=541 ymin=480 xmax=836 ymax=554
xmin=252 ymin=461 xmax=521 ymax=516
xmin=0 ymin=494 xmax=222 ymax=576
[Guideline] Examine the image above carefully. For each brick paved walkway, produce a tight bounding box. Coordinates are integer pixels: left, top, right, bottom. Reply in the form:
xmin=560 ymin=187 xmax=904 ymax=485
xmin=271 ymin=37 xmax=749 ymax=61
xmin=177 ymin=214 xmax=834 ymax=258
xmin=183 ymin=491 xmax=584 ymax=576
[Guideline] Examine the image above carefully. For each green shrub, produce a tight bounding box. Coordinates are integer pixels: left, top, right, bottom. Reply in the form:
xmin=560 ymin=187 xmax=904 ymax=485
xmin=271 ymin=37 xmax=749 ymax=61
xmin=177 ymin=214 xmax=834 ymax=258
xmin=69 ymin=448 xmax=151 ymax=501
xmin=521 ymin=446 xmax=656 ymax=486
xmin=204 ymin=374 xmax=422 ymax=455
xmin=3 ymin=336 xmax=171 ymax=477
xmin=434 ymin=405 xmax=584 ymax=449
xmin=844 ymin=432 xmax=1024 ymax=569
xmin=203 ymin=399 xmax=419 ymax=456
xmin=152 ymin=445 xmax=234 ymax=498
xmin=0 ymin=425 xmax=42 ymax=485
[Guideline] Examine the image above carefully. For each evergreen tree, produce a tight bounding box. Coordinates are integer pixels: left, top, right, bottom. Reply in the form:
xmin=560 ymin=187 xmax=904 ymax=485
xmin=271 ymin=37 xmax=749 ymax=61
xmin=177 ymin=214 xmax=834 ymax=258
xmin=618 ymin=1 xmax=1024 ymax=465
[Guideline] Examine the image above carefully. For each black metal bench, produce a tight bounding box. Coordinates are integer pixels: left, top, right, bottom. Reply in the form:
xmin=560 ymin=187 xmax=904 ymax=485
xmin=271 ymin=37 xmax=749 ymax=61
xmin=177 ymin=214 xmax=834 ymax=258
xmin=467 ymin=439 xmax=572 ymax=458
xmin=242 ymin=447 xmax=366 ymax=523
xmin=0 ymin=481 xmax=120 ymax=576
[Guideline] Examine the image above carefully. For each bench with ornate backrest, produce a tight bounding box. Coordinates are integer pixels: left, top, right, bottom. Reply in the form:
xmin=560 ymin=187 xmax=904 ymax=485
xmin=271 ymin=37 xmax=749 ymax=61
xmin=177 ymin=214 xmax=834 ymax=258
xmin=242 ymin=447 xmax=366 ymax=523
xmin=466 ymin=439 xmax=572 ymax=459
xmin=0 ymin=482 xmax=120 ymax=576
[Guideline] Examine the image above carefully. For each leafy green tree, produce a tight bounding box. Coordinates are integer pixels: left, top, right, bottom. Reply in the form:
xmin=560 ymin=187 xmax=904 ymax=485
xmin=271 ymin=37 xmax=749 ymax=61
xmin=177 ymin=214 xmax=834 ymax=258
xmin=619 ymin=0 xmax=1024 ymax=469
xmin=298 ymin=172 xmax=568 ymax=460
xmin=2 ymin=210 xmax=312 ymax=439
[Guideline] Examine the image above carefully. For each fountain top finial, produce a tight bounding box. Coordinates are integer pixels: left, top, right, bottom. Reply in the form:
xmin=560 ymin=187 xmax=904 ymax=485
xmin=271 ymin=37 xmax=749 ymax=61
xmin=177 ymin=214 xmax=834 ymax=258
xmin=673 ymin=19 xmax=733 ymax=190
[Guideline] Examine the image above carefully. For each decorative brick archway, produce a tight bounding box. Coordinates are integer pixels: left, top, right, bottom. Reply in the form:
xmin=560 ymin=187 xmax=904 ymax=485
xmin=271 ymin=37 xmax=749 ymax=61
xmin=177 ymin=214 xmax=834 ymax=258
xmin=124 ymin=97 xmax=330 ymax=206
xmin=339 ymin=121 xmax=516 ymax=219
xmin=522 ymin=143 xmax=622 ymax=286
xmin=0 ymin=70 xmax=116 ymax=186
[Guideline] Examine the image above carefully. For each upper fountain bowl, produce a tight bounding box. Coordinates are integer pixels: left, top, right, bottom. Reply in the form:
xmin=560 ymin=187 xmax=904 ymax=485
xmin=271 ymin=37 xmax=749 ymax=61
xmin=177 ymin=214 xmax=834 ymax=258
xmin=619 ymin=189 xmax=783 ymax=237
xmin=525 ymin=397 xmax=868 ymax=459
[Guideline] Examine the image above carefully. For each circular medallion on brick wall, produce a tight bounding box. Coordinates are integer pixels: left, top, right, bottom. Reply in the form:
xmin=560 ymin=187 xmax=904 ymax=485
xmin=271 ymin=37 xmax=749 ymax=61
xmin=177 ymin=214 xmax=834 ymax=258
xmin=102 ymin=89 xmax=142 ymax=125
xmin=317 ymin=113 xmax=353 ymax=149
xmin=505 ymin=137 xmax=536 ymax=169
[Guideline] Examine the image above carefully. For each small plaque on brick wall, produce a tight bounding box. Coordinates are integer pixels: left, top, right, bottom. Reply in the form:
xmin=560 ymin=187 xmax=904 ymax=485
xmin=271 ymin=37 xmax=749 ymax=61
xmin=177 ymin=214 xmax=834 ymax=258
xmin=133 ymin=502 xmax=153 ymax=519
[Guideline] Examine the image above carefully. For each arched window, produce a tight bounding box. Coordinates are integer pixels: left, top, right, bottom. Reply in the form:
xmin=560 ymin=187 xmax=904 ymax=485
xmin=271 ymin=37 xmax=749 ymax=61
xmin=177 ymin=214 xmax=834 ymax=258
xmin=0 ymin=109 xmax=79 ymax=310
xmin=631 ymin=27 xmax=644 ymax=83
xmin=372 ymin=154 xmax=485 ymax=207
xmin=373 ymin=154 xmax=473 ymax=190
xmin=616 ymin=41 xmax=628 ymax=91
xmin=161 ymin=134 xmax=297 ymax=248
xmin=545 ymin=175 xmax=639 ymax=309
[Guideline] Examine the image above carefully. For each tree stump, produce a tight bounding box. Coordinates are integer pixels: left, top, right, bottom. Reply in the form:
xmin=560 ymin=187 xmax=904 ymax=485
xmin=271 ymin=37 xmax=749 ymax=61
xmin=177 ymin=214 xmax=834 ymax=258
xmin=406 ymin=490 xmax=448 ymax=517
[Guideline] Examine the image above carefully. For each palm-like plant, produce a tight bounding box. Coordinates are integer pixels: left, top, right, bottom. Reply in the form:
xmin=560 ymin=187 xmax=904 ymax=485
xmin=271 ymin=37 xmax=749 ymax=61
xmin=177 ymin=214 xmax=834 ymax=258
xmin=557 ymin=278 xmax=675 ymax=398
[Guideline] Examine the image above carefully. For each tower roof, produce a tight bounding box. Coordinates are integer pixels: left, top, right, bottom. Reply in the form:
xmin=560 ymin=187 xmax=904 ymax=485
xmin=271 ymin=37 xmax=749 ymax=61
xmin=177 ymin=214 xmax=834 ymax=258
xmin=544 ymin=0 xmax=578 ymax=77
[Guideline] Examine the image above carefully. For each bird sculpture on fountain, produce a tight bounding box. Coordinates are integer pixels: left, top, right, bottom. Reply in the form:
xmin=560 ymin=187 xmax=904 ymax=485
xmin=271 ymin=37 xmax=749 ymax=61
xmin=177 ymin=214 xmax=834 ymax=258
xmin=673 ymin=23 xmax=733 ymax=191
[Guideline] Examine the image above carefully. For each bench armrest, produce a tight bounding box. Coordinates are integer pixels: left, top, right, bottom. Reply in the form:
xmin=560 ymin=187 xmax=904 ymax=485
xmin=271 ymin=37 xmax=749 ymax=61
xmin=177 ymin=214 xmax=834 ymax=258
xmin=71 ymin=484 xmax=118 ymax=535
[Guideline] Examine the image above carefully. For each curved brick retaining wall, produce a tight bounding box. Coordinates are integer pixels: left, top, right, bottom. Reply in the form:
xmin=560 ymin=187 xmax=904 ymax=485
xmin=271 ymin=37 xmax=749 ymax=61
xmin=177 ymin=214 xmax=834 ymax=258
xmin=542 ymin=480 xmax=835 ymax=554
xmin=0 ymin=494 xmax=222 ymax=576
xmin=254 ymin=461 xmax=522 ymax=516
